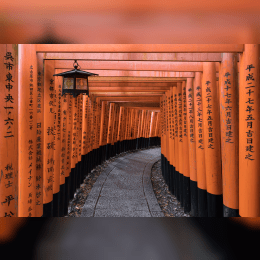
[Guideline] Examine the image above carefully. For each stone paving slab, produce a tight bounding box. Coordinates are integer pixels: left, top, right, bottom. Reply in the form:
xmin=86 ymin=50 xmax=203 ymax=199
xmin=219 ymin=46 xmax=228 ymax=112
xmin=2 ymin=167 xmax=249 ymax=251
xmin=81 ymin=147 xmax=163 ymax=217
xmin=94 ymin=209 xmax=151 ymax=217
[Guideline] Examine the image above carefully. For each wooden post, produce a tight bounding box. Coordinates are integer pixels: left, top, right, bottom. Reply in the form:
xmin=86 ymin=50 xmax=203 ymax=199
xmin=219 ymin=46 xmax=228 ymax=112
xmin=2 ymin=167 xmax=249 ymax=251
xmin=18 ymin=45 xmax=37 ymax=217
xmin=239 ymin=44 xmax=260 ymax=217
xmin=186 ymin=77 xmax=198 ymax=216
xmin=177 ymin=82 xmax=184 ymax=206
xmin=160 ymin=96 xmax=166 ymax=180
xmin=59 ymin=92 xmax=68 ymax=216
xmin=0 ymin=44 xmax=18 ymax=217
xmin=194 ymin=72 xmax=207 ymax=217
xmin=202 ymin=62 xmax=223 ymax=217
xmin=113 ymin=104 xmax=120 ymax=154
xmin=53 ymin=70 xmax=62 ymax=216
xmin=77 ymin=94 xmax=83 ymax=186
xmin=165 ymin=91 xmax=170 ymax=188
xmin=182 ymin=80 xmax=191 ymax=213
xmin=70 ymin=96 xmax=78 ymax=199
xmin=107 ymin=103 xmax=115 ymax=159
xmin=220 ymin=53 xmax=239 ymax=217
xmin=65 ymin=95 xmax=72 ymax=214
xmin=118 ymin=106 xmax=124 ymax=153
xmin=173 ymin=86 xmax=179 ymax=201
xmin=169 ymin=88 xmax=175 ymax=195
xmin=42 ymin=60 xmax=56 ymax=217
xmin=35 ymin=53 xmax=44 ymax=217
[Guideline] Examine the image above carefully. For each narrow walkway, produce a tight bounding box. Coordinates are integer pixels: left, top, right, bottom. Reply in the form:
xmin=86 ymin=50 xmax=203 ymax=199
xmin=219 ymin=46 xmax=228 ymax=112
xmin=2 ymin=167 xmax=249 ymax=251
xmin=81 ymin=148 xmax=163 ymax=217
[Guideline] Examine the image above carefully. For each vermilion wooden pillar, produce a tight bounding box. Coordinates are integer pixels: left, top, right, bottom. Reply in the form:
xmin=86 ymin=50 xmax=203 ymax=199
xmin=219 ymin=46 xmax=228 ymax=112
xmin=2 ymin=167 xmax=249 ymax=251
xmin=177 ymin=82 xmax=184 ymax=206
xmin=99 ymin=101 xmax=106 ymax=163
xmin=107 ymin=103 xmax=115 ymax=159
xmin=77 ymin=94 xmax=83 ymax=186
xmin=135 ymin=110 xmax=141 ymax=149
xmin=161 ymin=96 xmax=166 ymax=180
xmin=173 ymin=86 xmax=179 ymax=201
xmin=194 ymin=72 xmax=207 ymax=217
xmin=186 ymin=77 xmax=198 ymax=217
xmin=0 ymin=44 xmax=18 ymax=217
xmin=74 ymin=95 xmax=80 ymax=189
xmin=113 ymin=104 xmax=120 ymax=154
xmin=147 ymin=111 xmax=152 ymax=148
xmin=53 ymin=71 xmax=62 ymax=216
xmin=42 ymin=60 xmax=56 ymax=217
xmin=59 ymin=93 xmax=68 ymax=216
xmin=96 ymin=99 xmax=102 ymax=163
xmin=165 ymin=91 xmax=170 ymax=188
xmin=220 ymin=53 xmax=239 ymax=217
xmin=149 ymin=111 xmax=154 ymax=144
xmin=182 ymin=80 xmax=191 ymax=213
xmin=239 ymin=44 xmax=260 ymax=217
xmin=123 ymin=108 xmax=129 ymax=151
xmin=153 ymin=112 xmax=157 ymax=145
xmin=117 ymin=106 xmax=124 ymax=153
xmin=70 ymin=96 xmax=78 ymax=199
xmin=140 ymin=109 xmax=145 ymax=149
xmin=65 ymin=95 xmax=72 ymax=215
xmin=136 ymin=109 xmax=142 ymax=150
xmin=87 ymin=96 xmax=94 ymax=172
xmin=92 ymin=98 xmax=98 ymax=167
xmin=82 ymin=95 xmax=88 ymax=177
xmin=35 ymin=53 xmax=44 ymax=217
xmin=169 ymin=88 xmax=175 ymax=195
xmin=202 ymin=62 xmax=223 ymax=217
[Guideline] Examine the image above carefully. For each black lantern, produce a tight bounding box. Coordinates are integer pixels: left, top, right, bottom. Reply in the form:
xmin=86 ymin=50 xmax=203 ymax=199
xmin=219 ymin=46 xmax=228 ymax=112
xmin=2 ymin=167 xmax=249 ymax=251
xmin=53 ymin=60 xmax=98 ymax=97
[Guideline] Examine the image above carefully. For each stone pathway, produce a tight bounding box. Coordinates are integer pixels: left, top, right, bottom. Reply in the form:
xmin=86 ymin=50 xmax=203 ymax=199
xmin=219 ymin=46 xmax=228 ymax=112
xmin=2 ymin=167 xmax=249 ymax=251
xmin=81 ymin=148 xmax=163 ymax=217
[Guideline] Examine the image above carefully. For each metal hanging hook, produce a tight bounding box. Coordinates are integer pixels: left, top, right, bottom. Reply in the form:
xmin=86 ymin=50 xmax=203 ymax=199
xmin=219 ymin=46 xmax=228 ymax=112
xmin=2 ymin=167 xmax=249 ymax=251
xmin=73 ymin=59 xmax=81 ymax=70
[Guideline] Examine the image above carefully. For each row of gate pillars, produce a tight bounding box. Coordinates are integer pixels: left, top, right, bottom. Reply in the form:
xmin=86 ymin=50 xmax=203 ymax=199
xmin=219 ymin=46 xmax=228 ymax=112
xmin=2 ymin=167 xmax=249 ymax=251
xmin=160 ymin=45 xmax=260 ymax=217
xmin=0 ymin=44 xmax=161 ymax=217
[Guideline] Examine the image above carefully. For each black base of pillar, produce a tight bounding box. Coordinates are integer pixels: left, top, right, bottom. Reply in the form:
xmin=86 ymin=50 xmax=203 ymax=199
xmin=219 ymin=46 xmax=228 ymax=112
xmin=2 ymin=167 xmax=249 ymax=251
xmin=169 ymin=163 xmax=172 ymax=192
xmin=165 ymin=158 xmax=169 ymax=185
xmin=207 ymin=193 xmax=223 ymax=217
xmin=190 ymin=180 xmax=198 ymax=217
xmin=82 ymin=154 xmax=87 ymax=178
xmin=223 ymin=204 xmax=239 ymax=217
xmin=175 ymin=170 xmax=180 ymax=202
xmin=198 ymin=187 xmax=208 ymax=217
xmin=137 ymin=138 xmax=140 ymax=149
xmin=183 ymin=175 xmax=191 ymax=214
xmin=64 ymin=176 xmax=70 ymax=216
xmin=97 ymin=146 xmax=101 ymax=165
xmin=59 ymin=183 xmax=65 ymax=217
xmin=42 ymin=200 xmax=53 ymax=217
xmin=171 ymin=166 xmax=175 ymax=195
xmin=70 ymin=168 xmax=76 ymax=200
xmin=106 ymin=143 xmax=111 ymax=160
xmin=179 ymin=173 xmax=184 ymax=207
xmin=76 ymin=162 xmax=80 ymax=189
xmin=86 ymin=151 xmax=90 ymax=173
xmin=53 ymin=191 xmax=60 ymax=217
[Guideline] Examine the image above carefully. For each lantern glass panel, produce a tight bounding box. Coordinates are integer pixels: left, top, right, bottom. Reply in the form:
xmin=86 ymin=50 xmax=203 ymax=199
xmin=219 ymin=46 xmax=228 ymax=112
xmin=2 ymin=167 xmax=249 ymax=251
xmin=76 ymin=78 xmax=87 ymax=90
xmin=63 ymin=78 xmax=74 ymax=89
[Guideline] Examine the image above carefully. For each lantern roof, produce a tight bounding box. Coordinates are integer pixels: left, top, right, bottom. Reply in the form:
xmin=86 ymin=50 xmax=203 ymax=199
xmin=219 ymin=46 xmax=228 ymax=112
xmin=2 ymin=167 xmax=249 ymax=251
xmin=53 ymin=59 xmax=99 ymax=77
xmin=53 ymin=68 xmax=98 ymax=77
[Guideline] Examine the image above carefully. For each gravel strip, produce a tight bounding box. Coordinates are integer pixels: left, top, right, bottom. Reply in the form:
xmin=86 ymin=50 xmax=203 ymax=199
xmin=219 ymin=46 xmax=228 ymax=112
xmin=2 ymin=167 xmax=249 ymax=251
xmin=150 ymin=160 xmax=191 ymax=217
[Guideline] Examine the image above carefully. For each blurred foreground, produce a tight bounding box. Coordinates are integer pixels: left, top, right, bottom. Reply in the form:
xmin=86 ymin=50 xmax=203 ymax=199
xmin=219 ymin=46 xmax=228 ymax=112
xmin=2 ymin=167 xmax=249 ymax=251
xmin=1 ymin=218 xmax=260 ymax=260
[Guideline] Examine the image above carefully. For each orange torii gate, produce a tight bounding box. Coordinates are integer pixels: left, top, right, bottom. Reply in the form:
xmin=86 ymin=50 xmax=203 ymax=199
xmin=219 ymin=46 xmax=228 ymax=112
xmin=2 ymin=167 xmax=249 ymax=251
xmin=1 ymin=44 xmax=260 ymax=218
